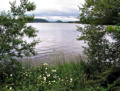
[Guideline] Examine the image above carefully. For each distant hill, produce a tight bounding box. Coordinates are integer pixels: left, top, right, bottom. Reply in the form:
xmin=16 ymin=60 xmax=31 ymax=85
xmin=31 ymin=18 xmax=79 ymax=23
xmin=54 ymin=20 xmax=79 ymax=23
xmin=55 ymin=20 xmax=63 ymax=23
xmin=32 ymin=18 xmax=49 ymax=23
xmin=66 ymin=21 xmax=80 ymax=23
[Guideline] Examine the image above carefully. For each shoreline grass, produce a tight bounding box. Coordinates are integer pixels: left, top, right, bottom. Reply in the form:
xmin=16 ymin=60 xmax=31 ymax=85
xmin=1 ymin=55 xmax=119 ymax=91
xmin=0 ymin=58 xmax=106 ymax=91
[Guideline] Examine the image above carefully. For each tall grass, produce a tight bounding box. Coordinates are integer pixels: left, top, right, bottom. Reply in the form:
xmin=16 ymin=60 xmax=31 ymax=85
xmin=0 ymin=57 xmax=89 ymax=90
xmin=0 ymin=55 xmax=107 ymax=91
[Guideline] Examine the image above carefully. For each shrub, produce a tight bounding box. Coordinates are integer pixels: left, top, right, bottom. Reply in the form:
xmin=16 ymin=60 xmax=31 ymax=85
xmin=0 ymin=0 xmax=37 ymax=83
xmin=78 ymin=25 xmax=111 ymax=76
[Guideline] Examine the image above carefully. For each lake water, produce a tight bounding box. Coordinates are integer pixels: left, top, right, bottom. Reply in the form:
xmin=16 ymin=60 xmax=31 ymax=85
xmin=25 ymin=23 xmax=86 ymax=64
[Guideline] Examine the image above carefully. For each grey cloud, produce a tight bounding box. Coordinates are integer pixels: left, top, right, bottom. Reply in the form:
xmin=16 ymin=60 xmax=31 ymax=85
xmin=29 ymin=8 xmax=79 ymax=17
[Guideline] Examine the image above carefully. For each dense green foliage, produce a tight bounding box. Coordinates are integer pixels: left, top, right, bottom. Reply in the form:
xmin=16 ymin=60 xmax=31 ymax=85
xmin=1 ymin=59 xmax=120 ymax=91
xmin=78 ymin=0 xmax=120 ymax=90
xmin=0 ymin=0 xmax=38 ymax=83
xmin=0 ymin=61 xmax=107 ymax=91
xmin=78 ymin=25 xmax=110 ymax=75
xmin=1 ymin=0 xmax=120 ymax=90
xmin=79 ymin=0 xmax=120 ymax=25
xmin=79 ymin=0 xmax=120 ymax=71
xmin=0 ymin=0 xmax=37 ymax=61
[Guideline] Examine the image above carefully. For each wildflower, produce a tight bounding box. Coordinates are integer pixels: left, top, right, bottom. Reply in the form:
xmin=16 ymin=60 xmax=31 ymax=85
xmin=9 ymin=87 xmax=12 ymax=90
xmin=51 ymin=69 xmax=56 ymax=72
xmin=70 ymin=78 xmax=73 ymax=82
xmin=48 ymin=81 xmax=51 ymax=84
xmin=53 ymin=75 xmax=57 ymax=78
xmin=58 ymin=78 xmax=61 ymax=80
xmin=22 ymin=67 xmax=25 ymax=69
xmin=39 ymin=75 xmax=41 ymax=78
xmin=43 ymin=63 xmax=48 ymax=66
xmin=47 ymin=74 xmax=50 ymax=77
xmin=6 ymin=85 xmax=8 ymax=88
xmin=10 ymin=74 xmax=13 ymax=77
xmin=26 ymin=74 xmax=28 ymax=77
xmin=37 ymin=75 xmax=41 ymax=80
xmin=52 ymin=80 xmax=55 ymax=83
xmin=43 ymin=77 xmax=46 ymax=81
xmin=61 ymin=79 xmax=64 ymax=81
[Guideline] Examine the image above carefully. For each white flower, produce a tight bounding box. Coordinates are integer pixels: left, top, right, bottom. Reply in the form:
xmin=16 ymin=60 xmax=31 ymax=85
xmin=70 ymin=78 xmax=73 ymax=82
xmin=43 ymin=63 xmax=48 ymax=66
xmin=10 ymin=74 xmax=13 ymax=77
xmin=45 ymin=67 xmax=48 ymax=70
xmin=48 ymin=81 xmax=51 ymax=84
xmin=39 ymin=75 xmax=41 ymax=78
xmin=61 ymin=79 xmax=64 ymax=81
xmin=52 ymin=80 xmax=55 ymax=83
xmin=58 ymin=78 xmax=61 ymax=80
xmin=47 ymin=74 xmax=50 ymax=77
xmin=6 ymin=85 xmax=8 ymax=88
xmin=43 ymin=77 xmax=46 ymax=81
xmin=9 ymin=87 xmax=12 ymax=90
xmin=51 ymin=69 xmax=56 ymax=72
xmin=26 ymin=74 xmax=28 ymax=77
xmin=53 ymin=75 xmax=57 ymax=78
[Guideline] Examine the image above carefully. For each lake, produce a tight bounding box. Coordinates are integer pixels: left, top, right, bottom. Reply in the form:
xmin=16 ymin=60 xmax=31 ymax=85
xmin=25 ymin=23 xmax=86 ymax=64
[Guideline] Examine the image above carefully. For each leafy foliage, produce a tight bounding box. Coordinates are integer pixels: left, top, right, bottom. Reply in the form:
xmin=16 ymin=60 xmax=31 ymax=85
xmin=0 ymin=0 xmax=38 ymax=83
xmin=78 ymin=0 xmax=120 ymax=90
xmin=0 ymin=0 xmax=38 ymax=62
xmin=78 ymin=24 xmax=111 ymax=75
xmin=0 ymin=61 xmax=89 ymax=91
xmin=79 ymin=0 xmax=120 ymax=25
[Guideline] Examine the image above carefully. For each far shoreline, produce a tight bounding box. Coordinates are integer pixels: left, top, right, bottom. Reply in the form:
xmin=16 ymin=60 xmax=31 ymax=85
xmin=29 ymin=22 xmax=80 ymax=23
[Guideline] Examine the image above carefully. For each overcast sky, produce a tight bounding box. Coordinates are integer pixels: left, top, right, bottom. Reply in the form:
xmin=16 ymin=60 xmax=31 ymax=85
xmin=0 ymin=0 xmax=85 ymax=21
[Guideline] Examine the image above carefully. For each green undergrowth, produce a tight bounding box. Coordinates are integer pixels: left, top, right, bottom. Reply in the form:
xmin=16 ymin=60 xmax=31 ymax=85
xmin=0 ymin=60 xmax=87 ymax=91
xmin=0 ymin=60 xmax=120 ymax=91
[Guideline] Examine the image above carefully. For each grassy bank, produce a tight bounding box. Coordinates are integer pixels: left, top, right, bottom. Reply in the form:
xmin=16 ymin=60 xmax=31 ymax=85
xmin=1 ymin=56 xmax=120 ymax=91
xmin=0 ymin=59 xmax=107 ymax=91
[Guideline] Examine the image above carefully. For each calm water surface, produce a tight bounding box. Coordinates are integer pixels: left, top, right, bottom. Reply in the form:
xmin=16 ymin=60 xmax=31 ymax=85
xmin=26 ymin=23 xmax=86 ymax=63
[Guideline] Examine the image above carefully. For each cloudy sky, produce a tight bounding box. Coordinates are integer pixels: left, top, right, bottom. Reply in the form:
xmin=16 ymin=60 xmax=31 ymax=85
xmin=0 ymin=0 xmax=85 ymax=21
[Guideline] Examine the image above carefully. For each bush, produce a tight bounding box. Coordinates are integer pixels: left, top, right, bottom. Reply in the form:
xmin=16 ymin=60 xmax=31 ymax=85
xmin=0 ymin=60 xmax=90 ymax=91
xmin=0 ymin=60 xmax=22 ymax=83
xmin=0 ymin=0 xmax=38 ymax=84
xmin=78 ymin=25 xmax=111 ymax=76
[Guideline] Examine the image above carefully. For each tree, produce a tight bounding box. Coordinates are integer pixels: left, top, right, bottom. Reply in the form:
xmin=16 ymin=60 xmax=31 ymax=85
xmin=78 ymin=25 xmax=110 ymax=74
xmin=78 ymin=0 xmax=120 ymax=89
xmin=0 ymin=0 xmax=38 ymax=82
xmin=79 ymin=0 xmax=120 ymax=25
xmin=78 ymin=0 xmax=120 ymax=75
xmin=0 ymin=0 xmax=38 ymax=62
